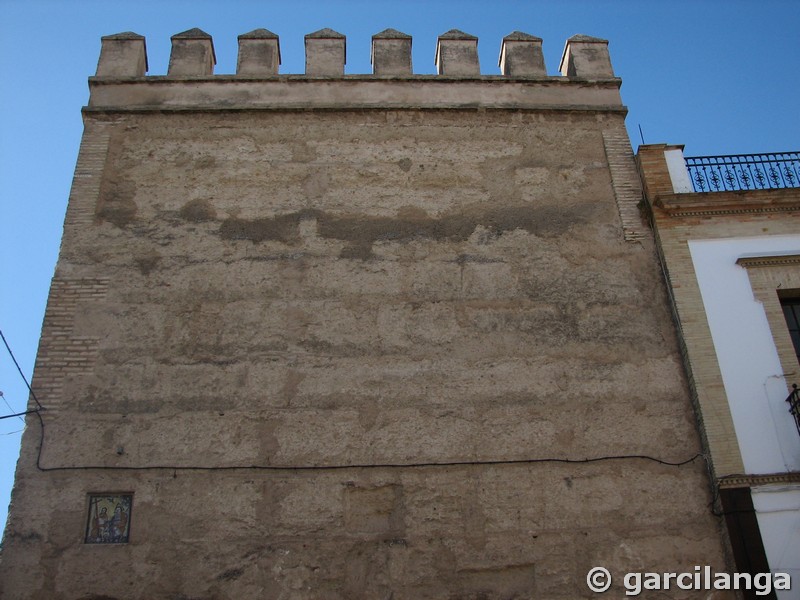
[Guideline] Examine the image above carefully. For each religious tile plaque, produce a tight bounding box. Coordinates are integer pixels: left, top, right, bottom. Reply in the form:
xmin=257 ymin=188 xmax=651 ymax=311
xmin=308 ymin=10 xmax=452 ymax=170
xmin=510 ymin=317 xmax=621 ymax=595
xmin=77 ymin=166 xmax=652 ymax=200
xmin=85 ymin=494 xmax=132 ymax=544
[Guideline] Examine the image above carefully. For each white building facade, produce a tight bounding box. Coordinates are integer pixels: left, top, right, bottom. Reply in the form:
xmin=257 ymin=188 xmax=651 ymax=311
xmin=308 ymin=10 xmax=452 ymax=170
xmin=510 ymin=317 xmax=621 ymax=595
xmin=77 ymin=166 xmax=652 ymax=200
xmin=638 ymin=145 xmax=800 ymax=598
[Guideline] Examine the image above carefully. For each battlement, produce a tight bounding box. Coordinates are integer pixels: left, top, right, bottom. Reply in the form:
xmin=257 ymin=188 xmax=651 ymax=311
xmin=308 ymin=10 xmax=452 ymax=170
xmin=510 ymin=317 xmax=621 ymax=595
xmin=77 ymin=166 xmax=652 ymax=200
xmin=96 ymin=28 xmax=616 ymax=78
xmin=89 ymin=28 xmax=623 ymax=112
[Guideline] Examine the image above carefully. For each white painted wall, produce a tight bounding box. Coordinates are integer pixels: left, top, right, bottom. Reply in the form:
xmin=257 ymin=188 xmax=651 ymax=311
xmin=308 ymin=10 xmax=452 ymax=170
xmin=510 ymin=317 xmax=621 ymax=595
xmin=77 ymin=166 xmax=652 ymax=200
xmin=688 ymin=235 xmax=800 ymax=582
xmin=689 ymin=236 xmax=800 ymax=474
xmin=664 ymin=148 xmax=693 ymax=193
xmin=752 ymin=486 xmax=800 ymax=599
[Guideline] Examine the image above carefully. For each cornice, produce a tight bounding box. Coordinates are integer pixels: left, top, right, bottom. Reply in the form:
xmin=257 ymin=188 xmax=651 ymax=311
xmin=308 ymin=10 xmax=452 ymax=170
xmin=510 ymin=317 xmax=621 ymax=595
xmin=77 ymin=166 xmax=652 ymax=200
xmin=85 ymin=76 xmax=625 ymax=113
xmin=736 ymin=255 xmax=800 ymax=269
xmin=654 ymin=187 xmax=800 ymax=218
xmin=717 ymin=471 xmax=800 ymax=489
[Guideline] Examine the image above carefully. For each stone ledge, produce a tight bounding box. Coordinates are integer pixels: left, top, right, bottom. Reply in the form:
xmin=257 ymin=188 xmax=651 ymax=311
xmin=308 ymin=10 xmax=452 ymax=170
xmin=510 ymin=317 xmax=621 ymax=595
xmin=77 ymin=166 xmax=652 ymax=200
xmin=87 ymin=76 xmax=624 ymax=112
xmin=89 ymin=74 xmax=622 ymax=83
xmin=654 ymin=187 xmax=800 ymax=218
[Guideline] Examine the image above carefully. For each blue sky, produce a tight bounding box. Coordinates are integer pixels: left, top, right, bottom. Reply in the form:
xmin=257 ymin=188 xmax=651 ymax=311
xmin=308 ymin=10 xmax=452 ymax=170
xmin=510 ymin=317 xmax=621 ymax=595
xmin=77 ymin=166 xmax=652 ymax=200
xmin=0 ymin=0 xmax=799 ymax=532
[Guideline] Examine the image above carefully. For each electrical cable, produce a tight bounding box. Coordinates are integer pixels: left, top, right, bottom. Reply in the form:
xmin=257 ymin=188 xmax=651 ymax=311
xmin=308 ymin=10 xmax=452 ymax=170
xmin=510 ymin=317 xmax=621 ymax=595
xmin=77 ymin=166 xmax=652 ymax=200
xmin=3 ymin=323 xmax=711 ymax=504
xmin=0 ymin=390 xmax=25 ymax=423
xmin=0 ymin=409 xmax=39 ymax=421
xmin=31 ymin=410 xmax=703 ymax=473
xmin=0 ymin=328 xmax=43 ymax=410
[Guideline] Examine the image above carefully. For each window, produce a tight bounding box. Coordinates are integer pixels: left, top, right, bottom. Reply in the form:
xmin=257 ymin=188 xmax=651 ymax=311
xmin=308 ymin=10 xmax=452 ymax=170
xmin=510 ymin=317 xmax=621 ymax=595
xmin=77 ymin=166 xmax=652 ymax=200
xmin=780 ymin=297 xmax=800 ymax=365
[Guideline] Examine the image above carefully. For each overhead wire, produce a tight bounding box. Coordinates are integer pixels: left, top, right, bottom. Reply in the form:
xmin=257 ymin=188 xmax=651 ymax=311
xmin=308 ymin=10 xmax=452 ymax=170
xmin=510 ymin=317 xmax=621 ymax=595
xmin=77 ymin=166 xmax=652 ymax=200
xmin=0 ymin=391 xmax=25 ymax=423
xmin=30 ymin=408 xmax=704 ymax=472
xmin=0 ymin=328 xmax=43 ymax=410
xmin=0 ymin=410 xmax=38 ymax=421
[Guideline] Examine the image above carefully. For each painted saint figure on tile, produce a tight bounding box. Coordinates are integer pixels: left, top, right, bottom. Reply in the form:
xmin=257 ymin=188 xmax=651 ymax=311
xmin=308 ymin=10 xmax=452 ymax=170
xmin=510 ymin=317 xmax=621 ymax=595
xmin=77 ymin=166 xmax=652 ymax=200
xmin=85 ymin=494 xmax=132 ymax=543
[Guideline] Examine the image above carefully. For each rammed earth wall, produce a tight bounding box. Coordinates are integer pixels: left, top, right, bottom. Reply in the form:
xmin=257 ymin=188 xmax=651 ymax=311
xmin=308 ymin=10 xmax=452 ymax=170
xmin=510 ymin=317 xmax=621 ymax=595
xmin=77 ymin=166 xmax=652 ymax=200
xmin=0 ymin=30 xmax=732 ymax=599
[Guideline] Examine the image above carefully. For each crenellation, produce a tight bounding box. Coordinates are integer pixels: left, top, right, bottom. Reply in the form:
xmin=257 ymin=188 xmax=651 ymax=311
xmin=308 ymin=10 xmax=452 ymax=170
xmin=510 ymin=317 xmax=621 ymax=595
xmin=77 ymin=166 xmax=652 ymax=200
xmin=167 ymin=28 xmax=216 ymax=76
xmin=371 ymin=29 xmax=412 ymax=76
xmin=95 ymin=32 xmax=147 ymax=77
xmin=236 ymin=28 xmax=281 ymax=76
xmin=435 ymin=29 xmax=480 ymax=76
xmin=304 ymin=28 xmax=346 ymax=76
xmin=559 ymin=34 xmax=614 ymax=78
xmin=498 ymin=31 xmax=545 ymax=77
xmin=91 ymin=29 xmax=623 ymax=79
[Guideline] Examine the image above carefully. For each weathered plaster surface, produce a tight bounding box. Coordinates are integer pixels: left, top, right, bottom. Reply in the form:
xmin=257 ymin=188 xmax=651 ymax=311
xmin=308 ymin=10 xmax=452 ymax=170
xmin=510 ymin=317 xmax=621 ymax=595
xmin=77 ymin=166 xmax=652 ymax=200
xmin=0 ymin=108 xmax=730 ymax=598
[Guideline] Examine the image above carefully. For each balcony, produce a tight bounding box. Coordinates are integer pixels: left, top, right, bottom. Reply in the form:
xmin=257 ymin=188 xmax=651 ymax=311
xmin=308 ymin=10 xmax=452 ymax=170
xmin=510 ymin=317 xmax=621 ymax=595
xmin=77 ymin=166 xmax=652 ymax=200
xmin=686 ymin=152 xmax=800 ymax=193
xmin=636 ymin=145 xmax=800 ymax=218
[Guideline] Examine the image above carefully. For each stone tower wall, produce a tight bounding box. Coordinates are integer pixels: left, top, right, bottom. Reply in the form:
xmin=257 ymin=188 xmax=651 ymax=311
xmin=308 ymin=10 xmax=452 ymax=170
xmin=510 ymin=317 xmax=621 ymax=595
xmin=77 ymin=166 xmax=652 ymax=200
xmin=0 ymin=29 xmax=730 ymax=599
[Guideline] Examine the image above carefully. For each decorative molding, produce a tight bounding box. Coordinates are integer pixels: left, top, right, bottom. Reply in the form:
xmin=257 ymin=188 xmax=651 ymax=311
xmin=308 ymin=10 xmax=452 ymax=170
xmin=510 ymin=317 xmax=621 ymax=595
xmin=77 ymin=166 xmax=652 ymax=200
xmin=655 ymin=188 xmax=800 ymax=218
xmin=718 ymin=472 xmax=800 ymax=489
xmin=665 ymin=205 xmax=800 ymax=218
xmin=736 ymin=255 xmax=800 ymax=269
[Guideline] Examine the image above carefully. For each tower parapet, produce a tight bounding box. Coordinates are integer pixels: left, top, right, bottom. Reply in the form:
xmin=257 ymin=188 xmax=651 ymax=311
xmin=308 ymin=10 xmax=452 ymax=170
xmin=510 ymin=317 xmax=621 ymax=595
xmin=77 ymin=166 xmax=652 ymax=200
xmin=91 ymin=28 xmax=619 ymax=79
xmin=167 ymin=28 xmax=216 ymax=76
xmin=88 ymin=29 xmax=624 ymax=113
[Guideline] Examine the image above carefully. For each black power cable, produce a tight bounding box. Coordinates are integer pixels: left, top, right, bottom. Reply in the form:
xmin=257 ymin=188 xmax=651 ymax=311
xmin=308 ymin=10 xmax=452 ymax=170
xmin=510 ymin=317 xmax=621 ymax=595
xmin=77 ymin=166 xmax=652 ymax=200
xmin=0 ymin=328 xmax=43 ymax=410
xmin=3 ymin=326 xmax=710 ymax=490
xmin=31 ymin=411 xmax=703 ymax=473
xmin=0 ymin=409 xmax=39 ymax=421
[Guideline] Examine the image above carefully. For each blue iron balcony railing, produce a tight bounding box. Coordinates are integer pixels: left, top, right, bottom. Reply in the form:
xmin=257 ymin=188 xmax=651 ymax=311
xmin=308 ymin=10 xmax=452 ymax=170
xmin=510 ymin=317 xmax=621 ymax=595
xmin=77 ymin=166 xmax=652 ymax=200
xmin=685 ymin=152 xmax=800 ymax=193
